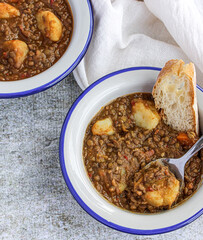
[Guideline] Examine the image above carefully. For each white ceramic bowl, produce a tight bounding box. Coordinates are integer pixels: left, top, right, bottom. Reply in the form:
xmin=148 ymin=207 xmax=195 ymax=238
xmin=59 ymin=67 xmax=203 ymax=235
xmin=0 ymin=0 xmax=93 ymax=98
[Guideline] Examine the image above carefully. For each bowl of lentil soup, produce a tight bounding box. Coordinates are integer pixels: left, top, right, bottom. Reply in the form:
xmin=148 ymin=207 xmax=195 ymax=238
xmin=60 ymin=67 xmax=203 ymax=235
xmin=0 ymin=0 xmax=93 ymax=97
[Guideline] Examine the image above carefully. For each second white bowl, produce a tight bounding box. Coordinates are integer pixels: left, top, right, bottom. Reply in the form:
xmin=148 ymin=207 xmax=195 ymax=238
xmin=0 ymin=0 xmax=93 ymax=98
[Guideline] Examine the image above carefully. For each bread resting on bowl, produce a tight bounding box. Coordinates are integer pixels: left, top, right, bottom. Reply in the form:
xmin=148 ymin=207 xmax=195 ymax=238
xmin=152 ymin=59 xmax=199 ymax=135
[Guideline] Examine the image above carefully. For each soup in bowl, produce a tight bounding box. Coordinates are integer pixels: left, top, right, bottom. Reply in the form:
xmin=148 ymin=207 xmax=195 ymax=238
xmin=60 ymin=67 xmax=203 ymax=235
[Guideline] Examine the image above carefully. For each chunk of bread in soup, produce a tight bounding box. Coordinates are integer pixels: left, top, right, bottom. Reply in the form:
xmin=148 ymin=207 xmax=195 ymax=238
xmin=3 ymin=40 xmax=29 ymax=69
xmin=132 ymin=99 xmax=160 ymax=130
xmin=92 ymin=118 xmax=115 ymax=135
xmin=36 ymin=10 xmax=63 ymax=42
xmin=0 ymin=3 xmax=20 ymax=18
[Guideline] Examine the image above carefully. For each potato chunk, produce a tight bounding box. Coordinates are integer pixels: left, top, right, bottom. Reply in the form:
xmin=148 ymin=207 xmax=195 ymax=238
xmin=132 ymin=99 xmax=160 ymax=130
xmin=36 ymin=11 xmax=63 ymax=42
xmin=3 ymin=40 xmax=28 ymax=68
xmin=145 ymin=176 xmax=180 ymax=207
xmin=0 ymin=3 xmax=20 ymax=18
xmin=92 ymin=118 xmax=115 ymax=135
xmin=134 ymin=163 xmax=180 ymax=208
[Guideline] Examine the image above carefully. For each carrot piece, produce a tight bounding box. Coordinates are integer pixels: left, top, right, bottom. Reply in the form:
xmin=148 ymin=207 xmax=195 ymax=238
xmin=3 ymin=52 xmax=8 ymax=58
xmin=177 ymin=133 xmax=192 ymax=146
xmin=146 ymin=187 xmax=154 ymax=192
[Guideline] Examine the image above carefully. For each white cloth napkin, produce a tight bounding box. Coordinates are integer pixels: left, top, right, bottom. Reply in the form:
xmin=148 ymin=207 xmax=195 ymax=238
xmin=73 ymin=0 xmax=203 ymax=90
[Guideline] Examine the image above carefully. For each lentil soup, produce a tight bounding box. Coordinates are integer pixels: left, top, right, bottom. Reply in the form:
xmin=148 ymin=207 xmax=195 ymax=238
xmin=0 ymin=0 xmax=73 ymax=81
xmin=83 ymin=93 xmax=202 ymax=213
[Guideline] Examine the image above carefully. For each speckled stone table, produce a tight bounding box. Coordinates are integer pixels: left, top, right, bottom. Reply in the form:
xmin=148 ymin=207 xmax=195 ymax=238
xmin=0 ymin=74 xmax=202 ymax=240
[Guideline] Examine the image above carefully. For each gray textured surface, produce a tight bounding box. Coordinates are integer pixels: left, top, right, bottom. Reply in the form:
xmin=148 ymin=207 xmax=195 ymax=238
xmin=0 ymin=74 xmax=202 ymax=240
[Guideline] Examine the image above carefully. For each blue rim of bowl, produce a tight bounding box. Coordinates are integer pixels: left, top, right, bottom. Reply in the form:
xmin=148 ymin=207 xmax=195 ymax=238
xmin=59 ymin=67 xmax=203 ymax=235
xmin=0 ymin=0 xmax=94 ymax=99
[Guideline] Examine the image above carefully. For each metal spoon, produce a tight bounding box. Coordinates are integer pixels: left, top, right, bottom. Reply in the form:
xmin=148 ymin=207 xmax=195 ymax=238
xmin=144 ymin=135 xmax=203 ymax=190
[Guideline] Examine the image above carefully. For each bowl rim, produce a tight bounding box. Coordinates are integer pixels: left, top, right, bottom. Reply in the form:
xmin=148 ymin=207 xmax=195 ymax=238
xmin=0 ymin=0 xmax=94 ymax=99
xmin=59 ymin=66 xmax=203 ymax=235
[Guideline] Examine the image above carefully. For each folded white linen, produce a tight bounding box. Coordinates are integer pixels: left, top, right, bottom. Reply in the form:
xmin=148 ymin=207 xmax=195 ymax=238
xmin=73 ymin=0 xmax=203 ymax=90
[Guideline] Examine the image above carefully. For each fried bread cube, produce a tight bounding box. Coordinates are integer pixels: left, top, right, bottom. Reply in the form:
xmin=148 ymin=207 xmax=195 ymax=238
xmin=36 ymin=10 xmax=63 ymax=42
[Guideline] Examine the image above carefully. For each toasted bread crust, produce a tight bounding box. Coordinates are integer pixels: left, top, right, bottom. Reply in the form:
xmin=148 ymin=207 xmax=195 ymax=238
xmin=153 ymin=60 xmax=194 ymax=96
xmin=152 ymin=59 xmax=199 ymax=134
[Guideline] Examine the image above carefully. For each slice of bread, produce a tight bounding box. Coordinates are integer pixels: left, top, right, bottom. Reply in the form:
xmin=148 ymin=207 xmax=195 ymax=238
xmin=152 ymin=59 xmax=199 ymax=135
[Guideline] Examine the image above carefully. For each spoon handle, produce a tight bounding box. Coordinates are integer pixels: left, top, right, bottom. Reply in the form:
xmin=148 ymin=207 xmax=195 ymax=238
xmin=180 ymin=135 xmax=203 ymax=163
